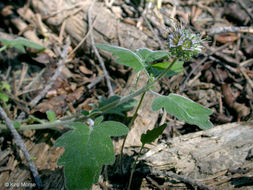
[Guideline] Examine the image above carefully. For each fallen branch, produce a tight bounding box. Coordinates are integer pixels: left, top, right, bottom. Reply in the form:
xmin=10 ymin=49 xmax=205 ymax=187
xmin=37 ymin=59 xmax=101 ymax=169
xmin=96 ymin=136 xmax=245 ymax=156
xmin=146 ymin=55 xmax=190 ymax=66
xmin=208 ymin=26 xmax=253 ymax=35
xmin=143 ymin=15 xmax=165 ymax=50
xmin=0 ymin=106 xmax=42 ymax=188
xmin=29 ymin=38 xmax=70 ymax=107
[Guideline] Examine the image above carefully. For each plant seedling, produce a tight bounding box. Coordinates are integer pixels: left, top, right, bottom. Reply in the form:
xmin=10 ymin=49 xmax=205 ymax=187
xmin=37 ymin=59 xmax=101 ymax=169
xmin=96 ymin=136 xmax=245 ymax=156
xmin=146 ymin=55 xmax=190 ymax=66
xmin=0 ymin=26 xmax=213 ymax=190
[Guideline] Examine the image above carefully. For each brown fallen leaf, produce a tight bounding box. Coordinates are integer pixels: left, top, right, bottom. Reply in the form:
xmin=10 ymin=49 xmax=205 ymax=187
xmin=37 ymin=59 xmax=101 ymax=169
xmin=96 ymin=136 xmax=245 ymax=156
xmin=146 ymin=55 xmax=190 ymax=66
xmin=215 ymin=33 xmax=239 ymax=44
xmin=79 ymin=65 xmax=93 ymax=75
xmin=233 ymin=102 xmax=250 ymax=122
xmin=222 ymin=84 xmax=250 ymax=121
xmin=204 ymin=70 xmax=213 ymax=83
xmin=212 ymin=111 xmax=233 ymax=123
xmin=66 ymin=86 xmax=84 ymax=102
xmin=34 ymin=95 xmax=67 ymax=116
xmin=222 ymin=83 xmax=236 ymax=108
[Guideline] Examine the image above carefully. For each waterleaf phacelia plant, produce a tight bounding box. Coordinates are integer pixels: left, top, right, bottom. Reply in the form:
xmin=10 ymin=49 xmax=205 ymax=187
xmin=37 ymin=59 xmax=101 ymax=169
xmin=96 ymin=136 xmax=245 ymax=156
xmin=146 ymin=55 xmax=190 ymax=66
xmin=0 ymin=28 xmax=213 ymax=190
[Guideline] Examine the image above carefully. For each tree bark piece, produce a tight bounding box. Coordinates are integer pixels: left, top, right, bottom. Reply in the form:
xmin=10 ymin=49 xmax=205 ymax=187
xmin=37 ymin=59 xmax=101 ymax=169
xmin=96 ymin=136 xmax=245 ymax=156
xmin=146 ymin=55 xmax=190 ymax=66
xmin=141 ymin=122 xmax=253 ymax=189
xmin=31 ymin=0 xmax=159 ymax=51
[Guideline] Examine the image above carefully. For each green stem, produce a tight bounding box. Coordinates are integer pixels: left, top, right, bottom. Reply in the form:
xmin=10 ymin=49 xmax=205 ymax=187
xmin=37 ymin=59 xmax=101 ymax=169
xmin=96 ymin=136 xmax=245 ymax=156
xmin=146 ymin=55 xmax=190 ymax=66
xmin=0 ymin=58 xmax=178 ymax=132
xmin=127 ymin=143 xmax=144 ymax=190
xmin=0 ymin=45 xmax=7 ymax=52
xmin=120 ymin=91 xmax=146 ymax=174
xmin=0 ymin=120 xmax=75 ymax=131
xmin=98 ymin=57 xmax=178 ymax=113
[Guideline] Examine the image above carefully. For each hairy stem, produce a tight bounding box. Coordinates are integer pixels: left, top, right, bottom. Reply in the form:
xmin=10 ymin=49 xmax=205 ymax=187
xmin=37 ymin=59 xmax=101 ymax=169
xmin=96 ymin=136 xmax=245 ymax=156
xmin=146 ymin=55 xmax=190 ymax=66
xmin=0 ymin=58 xmax=178 ymax=132
xmin=128 ymin=144 xmax=144 ymax=190
xmin=120 ymin=91 xmax=146 ymax=174
xmin=0 ymin=45 xmax=7 ymax=52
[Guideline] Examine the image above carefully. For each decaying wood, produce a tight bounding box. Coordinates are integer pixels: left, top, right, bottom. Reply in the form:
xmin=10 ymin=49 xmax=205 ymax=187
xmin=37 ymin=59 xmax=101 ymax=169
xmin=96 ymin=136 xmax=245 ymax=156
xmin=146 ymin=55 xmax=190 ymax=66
xmin=0 ymin=134 xmax=65 ymax=190
xmin=140 ymin=122 xmax=253 ymax=190
xmin=31 ymin=0 xmax=159 ymax=51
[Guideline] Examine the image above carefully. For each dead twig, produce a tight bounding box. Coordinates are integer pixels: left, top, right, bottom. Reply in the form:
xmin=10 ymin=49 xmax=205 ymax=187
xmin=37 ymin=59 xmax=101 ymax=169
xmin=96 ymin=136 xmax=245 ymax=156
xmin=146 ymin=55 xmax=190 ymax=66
xmin=240 ymin=68 xmax=253 ymax=89
xmin=0 ymin=105 xmax=42 ymax=188
xmin=180 ymin=43 xmax=229 ymax=92
xmin=88 ymin=1 xmax=114 ymax=96
xmin=17 ymin=40 xmax=70 ymax=120
xmin=68 ymin=16 xmax=97 ymax=58
xmin=143 ymin=15 xmax=165 ymax=50
xmin=87 ymin=75 xmax=105 ymax=89
xmin=237 ymin=0 xmax=253 ymax=21
xmin=208 ymin=26 xmax=253 ymax=35
xmin=152 ymin=169 xmax=215 ymax=190
xmin=29 ymin=38 xmax=70 ymax=107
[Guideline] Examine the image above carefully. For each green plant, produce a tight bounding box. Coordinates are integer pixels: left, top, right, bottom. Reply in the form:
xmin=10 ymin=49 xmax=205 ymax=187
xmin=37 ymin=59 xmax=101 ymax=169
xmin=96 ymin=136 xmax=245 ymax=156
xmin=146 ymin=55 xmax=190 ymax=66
xmin=0 ymin=27 xmax=213 ymax=190
xmin=0 ymin=37 xmax=45 ymax=53
xmin=0 ymin=36 xmax=45 ymax=104
xmin=0 ymin=81 xmax=11 ymax=103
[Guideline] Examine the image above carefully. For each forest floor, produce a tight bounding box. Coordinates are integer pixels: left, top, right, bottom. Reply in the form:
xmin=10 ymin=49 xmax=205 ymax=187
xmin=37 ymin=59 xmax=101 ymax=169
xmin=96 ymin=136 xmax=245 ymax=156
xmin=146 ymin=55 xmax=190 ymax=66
xmin=0 ymin=0 xmax=253 ymax=189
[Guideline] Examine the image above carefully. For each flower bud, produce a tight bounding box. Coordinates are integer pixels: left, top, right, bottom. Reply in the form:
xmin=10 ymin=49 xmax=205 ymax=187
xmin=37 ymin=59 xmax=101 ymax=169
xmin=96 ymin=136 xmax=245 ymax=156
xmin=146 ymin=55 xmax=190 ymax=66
xmin=168 ymin=27 xmax=202 ymax=60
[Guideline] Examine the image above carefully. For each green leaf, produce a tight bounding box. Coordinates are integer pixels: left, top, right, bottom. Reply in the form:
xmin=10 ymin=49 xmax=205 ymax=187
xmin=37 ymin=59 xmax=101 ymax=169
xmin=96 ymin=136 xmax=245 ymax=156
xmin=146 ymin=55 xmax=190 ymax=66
xmin=152 ymin=94 xmax=213 ymax=130
xmin=81 ymin=110 xmax=89 ymax=116
xmin=54 ymin=121 xmax=128 ymax=190
xmin=88 ymin=110 xmax=103 ymax=118
xmin=0 ymin=37 xmax=45 ymax=53
xmin=0 ymin=93 xmax=9 ymax=102
xmin=134 ymin=48 xmax=169 ymax=64
xmin=46 ymin=110 xmax=56 ymax=122
xmin=95 ymin=43 xmax=144 ymax=72
xmin=27 ymin=115 xmax=44 ymax=124
xmin=141 ymin=124 xmax=167 ymax=145
xmin=13 ymin=121 xmax=21 ymax=129
xmin=94 ymin=116 xmax=103 ymax=126
xmin=0 ymin=81 xmax=11 ymax=92
xmin=146 ymin=61 xmax=183 ymax=78
xmin=98 ymin=95 xmax=137 ymax=116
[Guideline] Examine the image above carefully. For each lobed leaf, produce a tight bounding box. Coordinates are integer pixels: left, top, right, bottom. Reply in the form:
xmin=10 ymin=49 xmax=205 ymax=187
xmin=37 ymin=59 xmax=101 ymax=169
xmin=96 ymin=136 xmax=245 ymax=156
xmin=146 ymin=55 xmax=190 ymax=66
xmin=54 ymin=119 xmax=128 ymax=190
xmin=152 ymin=94 xmax=213 ymax=130
xmin=141 ymin=124 xmax=167 ymax=145
xmin=95 ymin=43 xmax=144 ymax=72
xmin=0 ymin=37 xmax=45 ymax=53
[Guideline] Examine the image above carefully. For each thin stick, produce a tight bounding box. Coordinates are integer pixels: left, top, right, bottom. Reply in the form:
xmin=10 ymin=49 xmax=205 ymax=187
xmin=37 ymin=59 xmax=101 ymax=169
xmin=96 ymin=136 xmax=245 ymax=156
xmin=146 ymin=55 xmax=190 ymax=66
xmin=0 ymin=106 xmax=42 ymax=188
xmin=29 ymin=38 xmax=70 ymax=107
xmin=208 ymin=26 xmax=253 ymax=35
xmin=68 ymin=16 xmax=98 ymax=58
xmin=240 ymin=68 xmax=253 ymax=89
xmin=88 ymin=1 xmax=114 ymax=97
xmin=237 ymin=0 xmax=253 ymax=21
xmin=143 ymin=15 xmax=165 ymax=49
